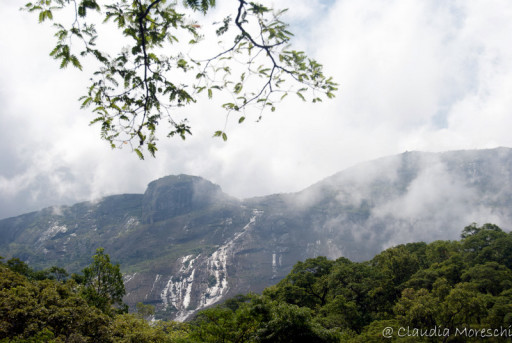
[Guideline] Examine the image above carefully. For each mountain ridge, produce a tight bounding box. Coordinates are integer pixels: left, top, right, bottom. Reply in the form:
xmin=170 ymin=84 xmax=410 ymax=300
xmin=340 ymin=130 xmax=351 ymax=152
xmin=1 ymin=147 xmax=512 ymax=320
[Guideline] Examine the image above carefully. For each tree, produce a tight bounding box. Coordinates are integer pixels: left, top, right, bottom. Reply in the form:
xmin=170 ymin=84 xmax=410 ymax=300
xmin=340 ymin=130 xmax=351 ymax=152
xmin=81 ymin=247 xmax=127 ymax=314
xmin=47 ymin=265 xmax=69 ymax=282
xmin=5 ymin=257 xmax=32 ymax=278
xmin=460 ymin=262 xmax=512 ymax=296
xmin=324 ymin=259 xmax=379 ymax=331
xmin=425 ymin=240 xmax=460 ymax=265
xmin=23 ymin=0 xmax=338 ymax=159
xmin=438 ymin=283 xmax=489 ymax=330
xmin=460 ymin=222 xmax=503 ymax=239
xmin=111 ymin=313 xmax=183 ymax=343
xmin=405 ymin=253 xmax=464 ymax=290
xmin=461 ymin=223 xmax=511 ymax=266
xmin=189 ymin=306 xmax=244 ymax=343
xmin=136 ymin=301 xmax=156 ymax=321
xmin=251 ymin=299 xmax=339 ymax=343
xmin=394 ymin=288 xmax=439 ymax=330
xmin=4 ymin=258 xmax=69 ymax=281
xmin=370 ymin=245 xmax=422 ymax=310
xmin=0 ymin=264 xmax=112 ymax=342
xmin=266 ymin=256 xmax=334 ymax=308
xmin=316 ymin=295 xmax=362 ymax=333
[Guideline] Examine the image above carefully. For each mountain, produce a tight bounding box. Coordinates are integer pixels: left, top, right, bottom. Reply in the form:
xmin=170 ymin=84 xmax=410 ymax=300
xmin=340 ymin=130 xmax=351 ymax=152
xmin=1 ymin=148 xmax=512 ymax=320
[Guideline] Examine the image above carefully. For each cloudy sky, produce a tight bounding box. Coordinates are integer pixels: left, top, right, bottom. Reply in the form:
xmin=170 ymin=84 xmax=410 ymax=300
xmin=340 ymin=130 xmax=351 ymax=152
xmin=1 ymin=0 xmax=512 ymax=219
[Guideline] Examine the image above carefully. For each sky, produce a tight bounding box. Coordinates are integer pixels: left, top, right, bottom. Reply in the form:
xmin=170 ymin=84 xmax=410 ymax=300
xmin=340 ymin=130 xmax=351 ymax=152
xmin=1 ymin=0 xmax=512 ymax=219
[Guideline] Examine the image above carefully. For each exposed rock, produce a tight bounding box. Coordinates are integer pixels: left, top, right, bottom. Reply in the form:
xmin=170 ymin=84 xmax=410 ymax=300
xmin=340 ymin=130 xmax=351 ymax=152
xmin=142 ymin=175 xmax=231 ymax=224
xmin=1 ymin=148 xmax=512 ymax=320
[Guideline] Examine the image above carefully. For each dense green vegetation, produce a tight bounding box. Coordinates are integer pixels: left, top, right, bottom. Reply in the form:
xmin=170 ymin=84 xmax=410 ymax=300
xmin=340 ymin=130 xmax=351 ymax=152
xmin=0 ymin=248 xmax=189 ymax=342
xmin=1 ymin=223 xmax=512 ymax=342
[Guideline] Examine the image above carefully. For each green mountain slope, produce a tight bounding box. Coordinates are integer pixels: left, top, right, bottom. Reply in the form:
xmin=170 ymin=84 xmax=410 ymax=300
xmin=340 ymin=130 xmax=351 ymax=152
xmin=1 ymin=148 xmax=512 ymax=320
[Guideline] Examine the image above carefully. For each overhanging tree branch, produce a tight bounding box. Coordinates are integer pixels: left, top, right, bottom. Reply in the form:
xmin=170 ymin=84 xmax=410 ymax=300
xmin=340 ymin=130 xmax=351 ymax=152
xmin=23 ymin=0 xmax=338 ymax=159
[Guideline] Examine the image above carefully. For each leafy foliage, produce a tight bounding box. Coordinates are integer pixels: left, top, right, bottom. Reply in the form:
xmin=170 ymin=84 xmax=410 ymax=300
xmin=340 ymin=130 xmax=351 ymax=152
xmin=187 ymin=294 xmax=339 ymax=343
xmin=2 ymin=223 xmax=511 ymax=342
xmin=184 ymin=222 xmax=512 ymax=342
xmin=0 ymin=261 xmax=112 ymax=341
xmin=262 ymin=223 xmax=512 ymax=342
xmin=0 ymin=250 xmax=187 ymax=342
xmin=81 ymin=247 xmax=127 ymax=315
xmin=23 ymin=0 xmax=338 ymax=158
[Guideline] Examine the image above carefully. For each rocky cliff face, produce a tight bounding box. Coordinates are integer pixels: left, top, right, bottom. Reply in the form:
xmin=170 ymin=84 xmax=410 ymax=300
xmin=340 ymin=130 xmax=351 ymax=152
xmin=2 ymin=149 xmax=512 ymax=320
xmin=141 ymin=175 xmax=231 ymax=224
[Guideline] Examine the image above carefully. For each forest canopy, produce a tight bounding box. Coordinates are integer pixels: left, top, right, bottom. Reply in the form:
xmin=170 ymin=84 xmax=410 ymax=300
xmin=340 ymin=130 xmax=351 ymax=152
xmin=1 ymin=223 xmax=511 ymax=342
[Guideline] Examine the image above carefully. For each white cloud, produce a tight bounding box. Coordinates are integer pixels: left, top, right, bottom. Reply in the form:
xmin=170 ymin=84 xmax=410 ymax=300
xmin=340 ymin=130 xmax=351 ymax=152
xmin=1 ymin=0 xmax=512 ymax=218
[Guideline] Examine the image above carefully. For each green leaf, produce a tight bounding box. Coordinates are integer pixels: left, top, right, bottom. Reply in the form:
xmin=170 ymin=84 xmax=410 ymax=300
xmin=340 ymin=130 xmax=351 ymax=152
xmin=238 ymin=116 xmax=245 ymax=124
xmin=234 ymin=83 xmax=243 ymax=94
xmin=148 ymin=143 xmax=157 ymax=157
xmin=213 ymin=130 xmax=228 ymax=141
xmin=78 ymin=5 xmax=86 ymax=17
xmin=60 ymin=57 xmax=69 ymax=69
xmin=177 ymin=59 xmax=188 ymax=69
xmin=134 ymin=148 xmax=144 ymax=160
xmin=38 ymin=9 xmax=53 ymax=23
xmin=81 ymin=97 xmax=92 ymax=108
xmin=89 ymin=117 xmax=103 ymax=125
xmin=70 ymin=55 xmax=83 ymax=70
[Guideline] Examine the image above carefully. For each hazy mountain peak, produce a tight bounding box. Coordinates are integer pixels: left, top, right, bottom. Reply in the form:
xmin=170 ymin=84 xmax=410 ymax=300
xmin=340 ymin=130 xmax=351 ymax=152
xmin=142 ymin=174 xmax=228 ymax=224
xmin=2 ymin=148 xmax=512 ymax=321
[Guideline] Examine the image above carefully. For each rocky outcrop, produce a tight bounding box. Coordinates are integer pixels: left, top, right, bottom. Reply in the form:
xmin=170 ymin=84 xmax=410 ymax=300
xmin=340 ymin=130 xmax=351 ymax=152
xmin=141 ymin=175 xmax=232 ymax=224
xmin=1 ymin=148 xmax=512 ymax=320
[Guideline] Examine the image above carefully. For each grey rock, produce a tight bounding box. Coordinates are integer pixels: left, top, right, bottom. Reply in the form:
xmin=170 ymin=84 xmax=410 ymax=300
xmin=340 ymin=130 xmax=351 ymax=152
xmin=1 ymin=148 xmax=512 ymax=320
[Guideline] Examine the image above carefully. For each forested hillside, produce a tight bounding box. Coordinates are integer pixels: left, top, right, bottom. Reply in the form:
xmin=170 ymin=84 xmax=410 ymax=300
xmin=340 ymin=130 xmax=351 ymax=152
xmin=2 ymin=148 xmax=512 ymax=320
xmin=1 ymin=223 xmax=511 ymax=342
